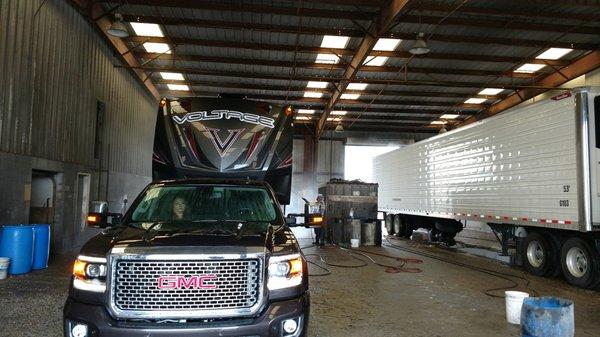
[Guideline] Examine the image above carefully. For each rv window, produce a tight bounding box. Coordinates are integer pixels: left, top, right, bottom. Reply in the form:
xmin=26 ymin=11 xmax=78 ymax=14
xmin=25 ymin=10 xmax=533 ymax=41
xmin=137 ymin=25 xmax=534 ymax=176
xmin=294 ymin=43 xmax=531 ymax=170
xmin=596 ymin=96 xmax=600 ymax=148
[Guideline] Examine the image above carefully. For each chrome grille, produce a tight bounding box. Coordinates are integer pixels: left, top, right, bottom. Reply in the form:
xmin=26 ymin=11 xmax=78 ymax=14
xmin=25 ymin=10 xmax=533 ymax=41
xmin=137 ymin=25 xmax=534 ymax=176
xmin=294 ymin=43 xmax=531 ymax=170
xmin=113 ymin=259 xmax=261 ymax=312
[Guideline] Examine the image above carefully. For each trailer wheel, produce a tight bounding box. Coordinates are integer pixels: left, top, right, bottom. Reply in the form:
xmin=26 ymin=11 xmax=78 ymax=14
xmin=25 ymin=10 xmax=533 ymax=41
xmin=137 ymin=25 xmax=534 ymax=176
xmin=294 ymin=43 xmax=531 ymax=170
xmin=523 ymin=231 xmax=560 ymax=277
xmin=393 ymin=215 xmax=403 ymax=238
xmin=560 ymin=237 xmax=600 ymax=289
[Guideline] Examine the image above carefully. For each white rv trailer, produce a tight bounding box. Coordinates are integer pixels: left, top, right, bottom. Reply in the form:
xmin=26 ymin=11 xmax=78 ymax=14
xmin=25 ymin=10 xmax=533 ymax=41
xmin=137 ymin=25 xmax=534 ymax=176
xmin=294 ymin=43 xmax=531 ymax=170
xmin=374 ymin=87 xmax=600 ymax=288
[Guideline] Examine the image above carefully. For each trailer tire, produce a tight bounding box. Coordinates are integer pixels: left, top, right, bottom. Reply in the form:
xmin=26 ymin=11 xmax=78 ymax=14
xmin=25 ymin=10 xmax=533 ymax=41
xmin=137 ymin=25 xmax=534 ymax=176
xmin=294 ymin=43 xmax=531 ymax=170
xmin=385 ymin=214 xmax=394 ymax=235
xmin=560 ymin=237 xmax=600 ymax=289
xmin=393 ymin=215 xmax=402 ymax=237
xmin=523 ymin=231 xmax=560 ymax=277
xmin=398 ymin=215 xmax=408 ymax=238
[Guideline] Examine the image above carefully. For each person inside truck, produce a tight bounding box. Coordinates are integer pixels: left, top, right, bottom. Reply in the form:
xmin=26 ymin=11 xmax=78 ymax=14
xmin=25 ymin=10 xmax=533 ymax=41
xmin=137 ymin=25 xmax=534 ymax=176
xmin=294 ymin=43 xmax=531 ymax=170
xmin=171 ymin=195 xmax=188 ymax=220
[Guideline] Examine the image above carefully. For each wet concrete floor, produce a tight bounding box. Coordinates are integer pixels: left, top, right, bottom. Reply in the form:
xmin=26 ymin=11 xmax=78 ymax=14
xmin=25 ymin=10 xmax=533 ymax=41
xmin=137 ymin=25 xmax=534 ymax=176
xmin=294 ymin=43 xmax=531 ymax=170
xmin=0 ymin=237 xmax=598 ymax=337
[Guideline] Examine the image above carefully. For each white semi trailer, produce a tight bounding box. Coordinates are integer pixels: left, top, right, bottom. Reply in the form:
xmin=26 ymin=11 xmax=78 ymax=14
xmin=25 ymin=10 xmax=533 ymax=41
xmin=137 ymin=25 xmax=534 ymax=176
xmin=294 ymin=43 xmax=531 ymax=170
xmin=374 ymin=87 xmax=600 ymax=289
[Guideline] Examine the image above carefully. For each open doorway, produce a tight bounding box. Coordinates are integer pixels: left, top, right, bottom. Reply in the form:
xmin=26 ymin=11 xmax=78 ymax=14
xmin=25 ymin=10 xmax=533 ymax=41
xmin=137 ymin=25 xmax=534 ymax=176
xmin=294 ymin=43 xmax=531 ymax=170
xmin=344 ymin=145 xmax=399 ymax=182
xmin=29 ymin=170 xmax=56 ymax=225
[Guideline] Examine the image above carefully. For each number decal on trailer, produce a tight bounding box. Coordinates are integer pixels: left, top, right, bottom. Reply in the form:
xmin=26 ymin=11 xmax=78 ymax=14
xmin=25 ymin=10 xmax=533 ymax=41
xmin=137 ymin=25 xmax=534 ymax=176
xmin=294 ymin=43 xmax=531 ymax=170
xmin=563 ymin=185 xmax=570 ymax=192
xmin=559 ymin=200 xmax=570 ymax=207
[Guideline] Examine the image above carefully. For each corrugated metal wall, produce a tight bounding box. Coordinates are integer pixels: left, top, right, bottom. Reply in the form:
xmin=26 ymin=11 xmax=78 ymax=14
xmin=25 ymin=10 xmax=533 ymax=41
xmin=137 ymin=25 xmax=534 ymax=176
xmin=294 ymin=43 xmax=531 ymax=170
xmin=0 ymin=0 xmax=157 ymax=175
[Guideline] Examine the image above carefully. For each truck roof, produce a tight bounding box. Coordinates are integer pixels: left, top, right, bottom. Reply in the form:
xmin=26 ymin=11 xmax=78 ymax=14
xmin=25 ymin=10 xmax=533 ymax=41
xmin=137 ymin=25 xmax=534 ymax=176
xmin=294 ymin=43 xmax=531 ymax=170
xmin=153 ymin=178 xmax=272 ymax=188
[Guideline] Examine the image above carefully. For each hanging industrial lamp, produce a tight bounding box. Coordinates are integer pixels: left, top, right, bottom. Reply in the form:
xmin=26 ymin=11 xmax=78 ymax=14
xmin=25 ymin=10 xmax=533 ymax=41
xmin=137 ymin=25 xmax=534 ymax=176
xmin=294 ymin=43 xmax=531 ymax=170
xmin=409 ymin=33 xmax=430 ymax=55
xmin=335 ymin=124 xmax=344 ymax=133
xmin=107 ymin=14 xmax=129 ymax=38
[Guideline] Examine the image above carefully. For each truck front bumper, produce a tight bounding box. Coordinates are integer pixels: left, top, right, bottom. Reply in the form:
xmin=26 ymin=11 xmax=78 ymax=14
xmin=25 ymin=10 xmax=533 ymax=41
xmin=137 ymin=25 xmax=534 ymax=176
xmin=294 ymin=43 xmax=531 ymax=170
xmin=63 ymin=293 xmax=309 ymax=337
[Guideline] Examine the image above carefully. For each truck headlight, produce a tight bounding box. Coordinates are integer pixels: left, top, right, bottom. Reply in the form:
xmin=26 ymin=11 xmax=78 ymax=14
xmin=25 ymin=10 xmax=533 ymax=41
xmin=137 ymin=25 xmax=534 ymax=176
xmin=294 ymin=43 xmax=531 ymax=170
xmin=268 ymin=254 xmax=303 ymax=290
xmin=72 ymin=255 xmax=107 ymax=293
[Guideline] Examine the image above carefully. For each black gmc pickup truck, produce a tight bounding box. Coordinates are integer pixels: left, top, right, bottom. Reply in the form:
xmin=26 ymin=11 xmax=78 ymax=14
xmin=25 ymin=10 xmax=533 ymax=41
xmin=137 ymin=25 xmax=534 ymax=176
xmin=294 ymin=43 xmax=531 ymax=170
xmin=64 ymin=179 xmax=309 ymax=337
xmin=64 ymin=97 xmax=311 ymax=337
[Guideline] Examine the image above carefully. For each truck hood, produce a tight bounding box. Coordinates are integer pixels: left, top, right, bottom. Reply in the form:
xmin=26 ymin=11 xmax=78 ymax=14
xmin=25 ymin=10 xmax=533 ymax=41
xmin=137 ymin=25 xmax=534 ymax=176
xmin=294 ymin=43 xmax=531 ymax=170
xmin=79 ymin=224 xmax=299 ymax=258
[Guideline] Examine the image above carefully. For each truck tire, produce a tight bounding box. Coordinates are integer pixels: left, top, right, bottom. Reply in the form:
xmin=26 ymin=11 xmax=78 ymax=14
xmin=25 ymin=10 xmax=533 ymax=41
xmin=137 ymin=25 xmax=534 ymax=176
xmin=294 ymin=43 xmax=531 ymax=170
xmin=523 ymin=231 xmax=560 ymax=277
xmin=560 ymin=237 xmax=600 ymax=289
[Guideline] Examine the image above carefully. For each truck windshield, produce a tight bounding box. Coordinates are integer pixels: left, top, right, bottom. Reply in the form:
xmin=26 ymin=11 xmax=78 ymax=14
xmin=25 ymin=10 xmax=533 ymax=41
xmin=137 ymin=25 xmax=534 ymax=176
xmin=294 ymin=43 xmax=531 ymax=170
xmin=129 ymin=185 xmax=280 ymax=226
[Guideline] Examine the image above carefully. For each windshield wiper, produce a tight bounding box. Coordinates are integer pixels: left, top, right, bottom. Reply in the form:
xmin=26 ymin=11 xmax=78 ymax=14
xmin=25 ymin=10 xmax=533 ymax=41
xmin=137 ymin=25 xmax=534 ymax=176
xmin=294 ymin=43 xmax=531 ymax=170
xmin=142 ymin=222 xmax=161 ymax=242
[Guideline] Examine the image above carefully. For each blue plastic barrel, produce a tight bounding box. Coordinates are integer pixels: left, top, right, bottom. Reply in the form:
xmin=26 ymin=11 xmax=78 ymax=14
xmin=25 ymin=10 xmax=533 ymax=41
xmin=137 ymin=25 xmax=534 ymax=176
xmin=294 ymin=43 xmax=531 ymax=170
xmin=0 ymin=225 xmax=35 ymax=275
xmin=31 ymin=224 xmax=50 ymax=269
xmin=521 ymin=297 xmax=574 ymax=337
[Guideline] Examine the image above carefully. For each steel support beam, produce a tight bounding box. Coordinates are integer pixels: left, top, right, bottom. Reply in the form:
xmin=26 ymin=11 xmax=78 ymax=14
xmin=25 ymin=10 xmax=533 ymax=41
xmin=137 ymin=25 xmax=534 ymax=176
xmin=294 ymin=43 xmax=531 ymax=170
xmin=412 ymin=1 xmax=600 ymax=22
xmin=460 ymin=50 xmax=600 ymax=126
xmin=400 ymin=14 xmax=600 ymax=35
xmin=138 ymin=52 xmax=535 ymax=78
xmin=127 ymin=36 xmax=570 ymax=66
xmin=316 ymin=0 xmax=412 ymax=137
xmin=122 ymin=15 xmax=597 ymax=50
xmin=69 ymin=1 xmax=160 ymax=101
xmin=155 ymin=79 xmax=501 ymax=99
xmin=100 ymin=0 xmax=376 ymax=20
xmin=166 ymin=91 xmax=483 ymax=110
xmin=131 ymin=65 xmax=562 ymax=90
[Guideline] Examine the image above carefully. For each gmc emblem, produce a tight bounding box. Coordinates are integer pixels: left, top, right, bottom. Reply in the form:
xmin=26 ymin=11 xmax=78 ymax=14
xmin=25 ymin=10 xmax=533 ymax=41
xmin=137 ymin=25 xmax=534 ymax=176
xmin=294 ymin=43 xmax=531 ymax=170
xmin=157 ymin=275 xmax=217 ymax=290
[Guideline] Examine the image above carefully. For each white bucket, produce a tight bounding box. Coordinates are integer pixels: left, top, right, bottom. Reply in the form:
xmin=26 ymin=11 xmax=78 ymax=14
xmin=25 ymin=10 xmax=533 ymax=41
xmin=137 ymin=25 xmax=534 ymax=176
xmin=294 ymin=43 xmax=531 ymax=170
xmin=505 ymin=291 xmax=529 ymax=324
xmin=0 ymin=257 xmax=10 ymax=280
xmin=350 ymin=239 xmax=360 ymax=248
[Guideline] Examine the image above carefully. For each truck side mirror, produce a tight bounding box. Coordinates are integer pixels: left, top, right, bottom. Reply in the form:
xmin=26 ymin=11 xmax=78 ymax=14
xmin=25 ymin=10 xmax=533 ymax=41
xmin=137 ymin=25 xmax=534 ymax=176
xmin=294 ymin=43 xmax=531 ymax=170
xmin=87 ymin=211 xmax=122 ymax=228
xmin=91 ymin=201 xmax=109 ymax=214
xmin=285 ymin=216 xmax=298 ymax=226
xmin=88 ymin=200 xmax=123 ymax=228
xmin=87 ymin=212 xmax=109 ymax=228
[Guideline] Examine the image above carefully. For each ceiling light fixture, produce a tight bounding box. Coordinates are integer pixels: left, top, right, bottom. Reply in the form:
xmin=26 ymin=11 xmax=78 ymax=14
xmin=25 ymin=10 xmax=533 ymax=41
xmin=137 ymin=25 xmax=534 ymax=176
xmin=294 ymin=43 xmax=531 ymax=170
xmin=167 ymin=84 xmax=189 ymax=91
xmin=107 ymin=14 xmax=129 ymax=38
xmin=315 ymin=53 xmax=339 ymax=64
xmin=340 ymin=93 xmax=360 ymax=100
xmin=335 ymin=124 xmax=344 ymax=133
xmin=409 ymin=33 xmax=430 ymax=55
xmin=306 ymin=81 xmax=328 ymax=89
xmin=536 ymin=48 xmax=573 ymax=60
xmin=160 ymin=72 xmax=185 ymax=81
xmin=320 ymin=35 xmax=350 ymax=49
xmin=478 ymin=88 xmax=504 ymax=96
xmin=331 ymin=110 xmax=348 ymax=115
xmin=465 ymin=98 xmax=487 ymax=104
xmin=143 ymin=42 xmax=172 ymax=54
xmin=130 ymin=22 xmax=164 ymax=37
xmin=373 ymin=38 xmax=402 ymax=51
xmin=304 ymin=92 xmax=323 ymax=98
xmin=440 ymin=114 xmax=460 ymax=119
xmin=347 ymin=83 xmax=368 ymax=90
xmin=514 ymin=63 xmax=545 ymax=73
xmin=363 ymin=56 xmax=388 ymax=66
xmin=297 ymin=109 xmax=316 ymax=114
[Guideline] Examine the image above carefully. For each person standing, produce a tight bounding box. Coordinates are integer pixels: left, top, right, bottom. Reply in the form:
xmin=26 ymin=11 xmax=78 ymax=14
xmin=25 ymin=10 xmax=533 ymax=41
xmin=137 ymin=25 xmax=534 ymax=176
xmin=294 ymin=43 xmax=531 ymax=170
xmin=311 ymin=194 xmax=325 ymax=246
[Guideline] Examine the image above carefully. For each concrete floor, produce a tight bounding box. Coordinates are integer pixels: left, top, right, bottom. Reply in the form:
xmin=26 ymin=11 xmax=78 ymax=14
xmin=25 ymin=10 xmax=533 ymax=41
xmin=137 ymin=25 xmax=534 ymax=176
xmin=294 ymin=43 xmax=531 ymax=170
xmin=1 ymin=237 xmax=599 ymax=337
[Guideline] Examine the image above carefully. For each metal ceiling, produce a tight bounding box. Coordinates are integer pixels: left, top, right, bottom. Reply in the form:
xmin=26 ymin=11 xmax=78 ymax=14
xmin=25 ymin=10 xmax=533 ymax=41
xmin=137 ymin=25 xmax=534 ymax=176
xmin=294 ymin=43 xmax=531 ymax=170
xmin=70 ymin=0 xmax=600 ymax=136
